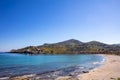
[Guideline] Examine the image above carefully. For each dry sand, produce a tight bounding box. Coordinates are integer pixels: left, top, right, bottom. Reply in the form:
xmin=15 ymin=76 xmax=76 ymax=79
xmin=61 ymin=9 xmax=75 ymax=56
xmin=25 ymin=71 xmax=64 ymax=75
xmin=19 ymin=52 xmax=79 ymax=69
xmin=77 ymin=54 xmax=120 ymax=80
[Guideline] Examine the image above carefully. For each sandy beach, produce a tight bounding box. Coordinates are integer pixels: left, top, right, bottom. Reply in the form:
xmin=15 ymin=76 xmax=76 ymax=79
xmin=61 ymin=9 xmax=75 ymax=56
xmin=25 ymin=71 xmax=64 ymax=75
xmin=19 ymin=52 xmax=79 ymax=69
xmin=76 ymin=54 xmax=120 ymax=80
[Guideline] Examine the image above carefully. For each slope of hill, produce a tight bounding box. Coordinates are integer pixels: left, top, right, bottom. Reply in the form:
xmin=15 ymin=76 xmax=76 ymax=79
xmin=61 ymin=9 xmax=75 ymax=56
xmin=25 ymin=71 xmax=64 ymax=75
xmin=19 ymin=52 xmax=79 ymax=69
xmin=113 ymin=44 xmax=120 ymax=46
xmin=10 ymin=39 xmax=120 ymax=55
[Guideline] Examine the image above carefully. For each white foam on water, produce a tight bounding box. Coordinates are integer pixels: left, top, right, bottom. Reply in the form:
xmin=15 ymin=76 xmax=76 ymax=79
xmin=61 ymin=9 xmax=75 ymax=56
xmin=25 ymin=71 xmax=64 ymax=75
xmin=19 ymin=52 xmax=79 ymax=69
xmin=92 ymin=55 xmax=105 ymax=65
xmin=20 ymin=74 xmax=36 ymax=78
xmin=101 ymin=58 xmax=105 ymax=63
xmin=0 ymin=77 xmax=9 ymax=80
xmin=92 ymin=62 xmax=100 ymax=64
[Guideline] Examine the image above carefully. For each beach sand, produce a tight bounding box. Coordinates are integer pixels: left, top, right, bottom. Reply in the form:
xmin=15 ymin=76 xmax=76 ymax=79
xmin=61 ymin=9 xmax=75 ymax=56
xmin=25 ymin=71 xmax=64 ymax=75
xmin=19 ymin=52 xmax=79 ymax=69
xmin=77 ymin=54 xmax=120 ymax=80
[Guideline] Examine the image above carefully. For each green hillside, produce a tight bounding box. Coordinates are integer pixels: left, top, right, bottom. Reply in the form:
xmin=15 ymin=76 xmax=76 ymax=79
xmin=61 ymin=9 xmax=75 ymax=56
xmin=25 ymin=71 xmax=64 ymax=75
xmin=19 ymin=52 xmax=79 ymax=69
xmin=10 ymin=39 xmax=120 ymax=55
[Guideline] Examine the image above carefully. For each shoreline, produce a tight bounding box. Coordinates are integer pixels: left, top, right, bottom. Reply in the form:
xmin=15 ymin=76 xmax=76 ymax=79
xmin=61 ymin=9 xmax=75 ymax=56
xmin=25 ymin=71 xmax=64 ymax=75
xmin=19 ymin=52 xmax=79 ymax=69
xmin=8 ymin=54 xmax=104 ymax=80
xmin=76 ymin=54 xmax=120 ymax=80
xmin=1 ymin=54 xmax=120 ymax=80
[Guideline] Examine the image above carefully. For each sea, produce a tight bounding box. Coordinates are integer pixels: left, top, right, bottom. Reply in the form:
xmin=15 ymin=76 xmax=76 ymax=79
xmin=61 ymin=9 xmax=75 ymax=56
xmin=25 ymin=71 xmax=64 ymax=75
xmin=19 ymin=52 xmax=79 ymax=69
xmin=0 ymin=52 xmax=104 ymax=79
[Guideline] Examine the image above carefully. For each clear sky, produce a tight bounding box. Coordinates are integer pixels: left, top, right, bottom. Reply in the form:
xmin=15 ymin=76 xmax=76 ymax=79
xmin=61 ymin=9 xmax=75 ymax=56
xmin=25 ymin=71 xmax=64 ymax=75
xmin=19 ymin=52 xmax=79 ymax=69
xmin=0 ymin=0 xmax=120 ymax=51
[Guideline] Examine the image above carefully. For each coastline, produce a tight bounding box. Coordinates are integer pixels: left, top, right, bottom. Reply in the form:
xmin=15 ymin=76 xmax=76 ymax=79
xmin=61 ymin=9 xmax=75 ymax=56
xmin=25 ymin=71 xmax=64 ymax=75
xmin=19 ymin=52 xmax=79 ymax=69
xmin=2 ymin=54 xmax=120 ymax=80
xmin=77 ymin=54 xmax=120 ymax=80
xmin=8 ymin=54 xmax=103 ymax=80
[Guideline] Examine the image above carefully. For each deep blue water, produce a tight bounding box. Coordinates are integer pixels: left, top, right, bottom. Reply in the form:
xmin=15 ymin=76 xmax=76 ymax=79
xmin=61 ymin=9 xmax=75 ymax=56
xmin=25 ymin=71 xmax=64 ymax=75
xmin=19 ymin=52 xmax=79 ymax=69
xmin=0 ymin=53 xmax=104 ymax=78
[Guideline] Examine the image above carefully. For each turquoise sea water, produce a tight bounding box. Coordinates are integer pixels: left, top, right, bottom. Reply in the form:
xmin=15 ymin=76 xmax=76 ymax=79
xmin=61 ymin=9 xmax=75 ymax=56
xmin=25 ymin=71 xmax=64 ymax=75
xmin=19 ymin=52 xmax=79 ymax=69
xmin=0 ymin=53 xmax=104 ymax=78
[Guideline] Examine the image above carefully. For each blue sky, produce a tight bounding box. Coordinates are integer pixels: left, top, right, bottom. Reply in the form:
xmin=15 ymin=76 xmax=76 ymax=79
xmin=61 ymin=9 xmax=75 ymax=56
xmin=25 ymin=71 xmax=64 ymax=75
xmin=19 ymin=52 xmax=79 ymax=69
xmin=0 ymin=0 xmax=120 ymax=51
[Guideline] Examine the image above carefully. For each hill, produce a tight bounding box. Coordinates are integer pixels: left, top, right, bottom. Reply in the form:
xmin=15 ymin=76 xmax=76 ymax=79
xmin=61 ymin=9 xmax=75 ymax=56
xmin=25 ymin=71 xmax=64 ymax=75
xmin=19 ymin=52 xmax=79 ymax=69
xmin=10 ymin=39 xmax=120 ymax=55
xmin=113 ymin=44 xmax=120 ymax=46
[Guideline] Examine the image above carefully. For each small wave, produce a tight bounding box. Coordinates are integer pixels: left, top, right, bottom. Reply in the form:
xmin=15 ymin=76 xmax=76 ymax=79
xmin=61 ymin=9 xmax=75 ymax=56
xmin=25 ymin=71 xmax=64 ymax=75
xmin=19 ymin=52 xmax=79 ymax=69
xmin=92 ymin=62 xmax=100 ymax=64
xmin=79 ymin=66 xmax=84 ymax=69
xmin=101 ymin=58 xmax=105 ymax=63
xmin=0 ymin=77 xmax=9 ymax=80
xmin=19 ymin=74 xmax=36 ymax=77
xmin=92 ymin=58 xmax=105 ymax=65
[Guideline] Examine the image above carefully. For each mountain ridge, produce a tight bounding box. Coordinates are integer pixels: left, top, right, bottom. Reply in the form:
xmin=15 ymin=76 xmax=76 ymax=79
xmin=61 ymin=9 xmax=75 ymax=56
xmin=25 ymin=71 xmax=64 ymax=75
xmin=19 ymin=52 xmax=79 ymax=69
xmin=10 ymin=39 xmax=120 ymax=55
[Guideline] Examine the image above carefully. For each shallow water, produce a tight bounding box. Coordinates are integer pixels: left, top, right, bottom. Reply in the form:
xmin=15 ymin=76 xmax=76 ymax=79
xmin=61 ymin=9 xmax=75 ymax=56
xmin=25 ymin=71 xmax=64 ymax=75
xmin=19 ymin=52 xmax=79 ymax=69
xmin=0 ymin=53 xmax=104 ymax=78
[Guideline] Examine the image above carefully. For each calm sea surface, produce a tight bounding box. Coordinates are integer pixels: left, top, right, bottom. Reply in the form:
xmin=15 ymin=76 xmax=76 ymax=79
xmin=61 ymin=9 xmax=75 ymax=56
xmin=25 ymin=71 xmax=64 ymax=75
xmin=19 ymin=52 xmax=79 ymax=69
xmin=0 ymin=52 xmax=104 ymax=78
